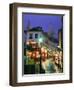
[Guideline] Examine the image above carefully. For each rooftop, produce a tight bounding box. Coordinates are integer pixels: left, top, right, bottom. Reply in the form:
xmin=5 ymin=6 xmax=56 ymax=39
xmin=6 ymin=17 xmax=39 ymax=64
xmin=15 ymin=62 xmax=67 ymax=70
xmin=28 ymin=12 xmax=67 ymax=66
xmin=24 ymin=26 xmax=58 ymax=44
xmin=24 ymin=26 xmax=43 ymax=32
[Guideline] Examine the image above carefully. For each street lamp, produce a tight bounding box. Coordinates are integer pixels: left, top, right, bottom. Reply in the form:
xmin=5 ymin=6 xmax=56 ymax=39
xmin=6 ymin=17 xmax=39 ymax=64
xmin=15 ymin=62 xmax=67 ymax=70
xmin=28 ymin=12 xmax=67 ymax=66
xmin=38 ymin=38 xmax=43 ymax=43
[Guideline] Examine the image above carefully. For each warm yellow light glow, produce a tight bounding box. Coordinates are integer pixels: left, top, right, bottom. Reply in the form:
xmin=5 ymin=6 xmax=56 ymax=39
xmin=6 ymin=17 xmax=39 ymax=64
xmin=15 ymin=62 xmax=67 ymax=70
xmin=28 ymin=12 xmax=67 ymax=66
xmin=28 ymin=52 xmax=32 ymax=55
xmin=32 ymin=53 xmax=35 ymax=57
xmin=44 ymin=50 xmax=47 ymax=53
xmin=36 ymin=55 xmax=40 ymax=58
xmin=26 ymin=41 xmax=29 ymax=45
xmin=36 ymin=51 xmax=39 ymax=54
xmin=41 ymin=47 xmax=45 ymax=52
xmin=42 ymin=53 xmax=44 ymax=57
xmin=31 ymin=41 xmax=36 ymax=44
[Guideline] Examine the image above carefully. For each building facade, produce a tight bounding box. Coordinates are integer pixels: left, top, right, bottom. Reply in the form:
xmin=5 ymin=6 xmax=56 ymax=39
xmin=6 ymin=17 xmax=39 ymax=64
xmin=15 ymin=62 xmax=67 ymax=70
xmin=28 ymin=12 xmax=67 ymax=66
xmin=24 ymin=26 xmax=58 ymax=53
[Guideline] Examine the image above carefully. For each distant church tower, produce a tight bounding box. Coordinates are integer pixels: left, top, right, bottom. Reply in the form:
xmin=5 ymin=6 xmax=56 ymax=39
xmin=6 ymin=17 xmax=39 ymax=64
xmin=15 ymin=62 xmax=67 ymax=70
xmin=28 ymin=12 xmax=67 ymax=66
xmin=27 ymin=20 xmax=31 ymax=30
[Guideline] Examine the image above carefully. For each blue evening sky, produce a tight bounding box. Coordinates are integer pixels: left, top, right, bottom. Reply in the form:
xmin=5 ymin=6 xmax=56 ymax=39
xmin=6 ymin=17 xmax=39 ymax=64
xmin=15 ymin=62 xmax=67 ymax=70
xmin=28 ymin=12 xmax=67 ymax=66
xmin=22 ymin=13 xmax=63 ymax=38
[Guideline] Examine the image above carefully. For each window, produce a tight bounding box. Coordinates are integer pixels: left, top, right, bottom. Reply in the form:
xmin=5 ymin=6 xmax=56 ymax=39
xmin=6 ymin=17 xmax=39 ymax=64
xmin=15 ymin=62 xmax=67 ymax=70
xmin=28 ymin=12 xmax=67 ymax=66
xmin=29 ymin=33 xmax=33 ymax=39
xmin=35 ymin=33 xmax=38 ymax=39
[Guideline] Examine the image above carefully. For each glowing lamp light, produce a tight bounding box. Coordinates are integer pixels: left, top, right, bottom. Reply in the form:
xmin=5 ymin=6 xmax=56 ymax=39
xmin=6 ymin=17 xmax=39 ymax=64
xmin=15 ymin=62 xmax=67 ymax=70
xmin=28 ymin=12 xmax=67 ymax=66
xmin=36 ymin=51 xmax=39 ymax=54
xmin=57 ymin=45 xmax=60 ymax=48
xmin=44 ymin=50 xmax=47 ymax=53
xmin=36 ymin=55 xmax=40 ymax=58
xmin=32 ymin=53 xmax=35 ymax=57
xmin=32 ymin=41 xmax=36 ymax=44
xmin=26 ymin=41 xmax=29 ymax=45
xmin=38 ymin=38 xmax=43 ymax=43
xmin=41 ymin=48 xmax=45 ymax=52
xmin=42 ymin=53 xmax=44 ymax=57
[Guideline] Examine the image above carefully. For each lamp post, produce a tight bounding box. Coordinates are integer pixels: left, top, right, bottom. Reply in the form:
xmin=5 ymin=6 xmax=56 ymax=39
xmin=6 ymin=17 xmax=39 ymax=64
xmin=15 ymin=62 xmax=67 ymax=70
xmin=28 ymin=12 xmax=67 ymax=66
xmin=38 ymin=37 xmax=43 ymax=73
